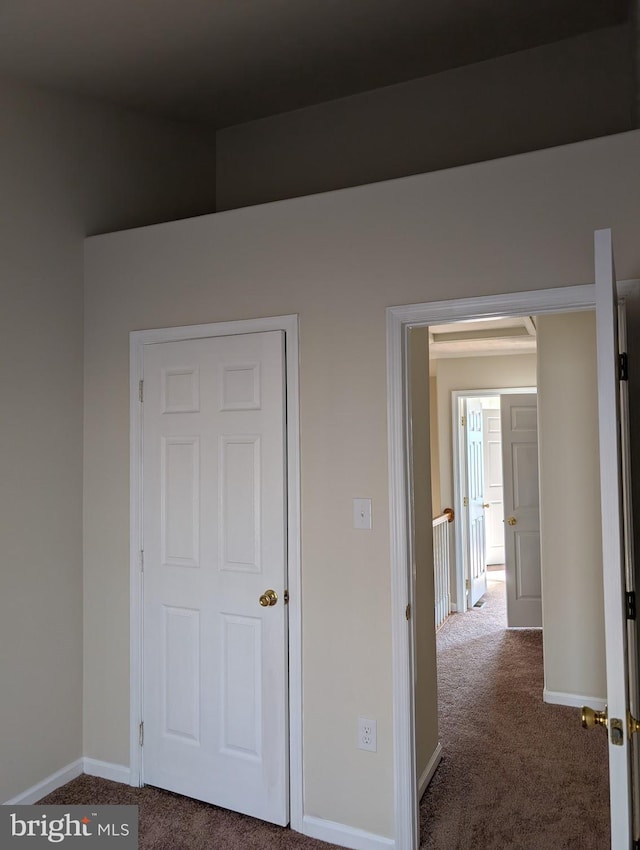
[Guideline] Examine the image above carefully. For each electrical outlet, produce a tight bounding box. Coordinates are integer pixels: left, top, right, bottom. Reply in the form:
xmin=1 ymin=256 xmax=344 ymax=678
xmin=358 ymin=717 xmax=377 ymax=752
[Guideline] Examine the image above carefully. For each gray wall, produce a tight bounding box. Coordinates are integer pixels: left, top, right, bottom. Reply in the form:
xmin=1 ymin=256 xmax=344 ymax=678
xmin=83 ymin=130 xmax=640 ymax=838
xmin=537 ymin=312 xmax=606 ymax=703
xmin=217 ymin=26 xmax=633 ymax=211
xmin=0 ymin=75 xmax=216 ymax=804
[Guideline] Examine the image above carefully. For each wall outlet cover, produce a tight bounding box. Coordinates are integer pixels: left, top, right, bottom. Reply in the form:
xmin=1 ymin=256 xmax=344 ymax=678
xmin=358 ymin=717 xmax=377 ymax=752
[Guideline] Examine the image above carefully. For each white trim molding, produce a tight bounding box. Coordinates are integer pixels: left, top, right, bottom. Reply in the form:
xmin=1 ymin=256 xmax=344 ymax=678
xmin=386 ymin=307 xmax=417 ymax=850
xmin=3 ymin=760 xmax=84 ymax=805
xmin=544 ymin=690 xmax=607 ymax=711
xmin=129 ymin=315 xmax=302 ymax=829
xmin=387 ymin=284 xmax=600 ymax=850
xmin=303 ymin=815 xmax=395 ymax=850
xmin=417 ymin=743 xmax=443 ymax=801
xmin=83 ymin=759 xmax=131 ymax=785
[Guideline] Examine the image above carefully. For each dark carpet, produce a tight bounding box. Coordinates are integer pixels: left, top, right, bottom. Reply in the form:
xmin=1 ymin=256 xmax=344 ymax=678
xmin=39 ymin=775 xmax=340 ymax=849
xmin=419 ymin=575 xmax=611 ymax=849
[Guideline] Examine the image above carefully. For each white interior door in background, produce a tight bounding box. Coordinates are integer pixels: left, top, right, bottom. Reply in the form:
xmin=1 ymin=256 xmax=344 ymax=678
xmin=465 ymin=398 xmax=487 ymax=607
xmin=592 ymin=228 xmax=639 ymax=848
xmin=482 ymin=408 xmax=505 ymax=565
xmin=142 ymin=330 xmax=289 ymax=825
xmin=501 ymin=393 xmax=542 ymax=628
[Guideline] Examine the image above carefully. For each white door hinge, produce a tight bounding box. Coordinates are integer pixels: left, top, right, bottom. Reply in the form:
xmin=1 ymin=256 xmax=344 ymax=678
xmin=139 ymin=380 xmax=144 ymax=403
xmin=140 ymin=550 xmax=144 ymax=572
xmin=139 ymin=722 xmax=144 ymax=747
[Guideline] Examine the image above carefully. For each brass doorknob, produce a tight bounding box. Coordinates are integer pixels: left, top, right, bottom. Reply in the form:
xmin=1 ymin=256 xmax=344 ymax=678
xmin=581 ymin=705 xmax=608 ymax=730
xmin=507 ymin=516 xmax=517 ymax=526
xmin=483 ymin=503 xmax=490 ymax=509
xmin=259 ymin=589 xmax=278 ymax=607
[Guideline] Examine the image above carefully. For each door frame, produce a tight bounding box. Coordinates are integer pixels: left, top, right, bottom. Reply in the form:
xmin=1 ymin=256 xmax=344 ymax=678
xmin=451 ymin=388 xmax=535 ymax=614
xmin=387 ymin=284 xmax=598 ymax=850
xmin=129 ymin=314 xmax=302 ymax=831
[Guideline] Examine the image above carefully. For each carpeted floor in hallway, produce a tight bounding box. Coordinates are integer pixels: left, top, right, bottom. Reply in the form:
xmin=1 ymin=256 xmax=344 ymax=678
xmin=419 ymin=573 xmax=610 ymax=849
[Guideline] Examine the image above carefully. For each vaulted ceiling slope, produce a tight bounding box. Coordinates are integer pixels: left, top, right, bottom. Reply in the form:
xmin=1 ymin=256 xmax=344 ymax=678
xmin=0 ymin=0 xmax=628 ymax=127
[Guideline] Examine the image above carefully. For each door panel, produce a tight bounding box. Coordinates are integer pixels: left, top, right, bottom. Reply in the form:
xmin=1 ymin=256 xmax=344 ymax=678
xmin=501 ymin=393 xmax=541 ymax=628
xmin=163 ymin=605 xmax=200 ymax=741
xmin=466 ymin=399 xmax=487 ymax=606
xmin=142 ymin=331 xmax=289 ymax=826
xmin=482 ymin=409 xmax=505 ymax=565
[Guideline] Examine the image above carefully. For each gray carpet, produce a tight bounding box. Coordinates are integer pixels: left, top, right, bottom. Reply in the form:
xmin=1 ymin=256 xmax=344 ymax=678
xmin=419 ymin=575 xmax=610 ymax=849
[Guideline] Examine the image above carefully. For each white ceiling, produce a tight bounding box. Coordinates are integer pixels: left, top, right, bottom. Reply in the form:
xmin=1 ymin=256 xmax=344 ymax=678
xmin=0 ymin=0 xmax=627 ymax=127
xmin=429 ymin=316 xmax=537 ymax=367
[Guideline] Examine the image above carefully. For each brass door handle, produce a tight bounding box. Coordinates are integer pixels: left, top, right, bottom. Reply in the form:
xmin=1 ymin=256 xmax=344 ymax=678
xmin=483 ymin=503 xmax=490 ymax=509
xmin=581 ymin=705 xmax=608 ymax=730
xmin=506 ymin=516 xmax=517 ymax=526
xmin=259 ymin=589 xmax=278 ymax=607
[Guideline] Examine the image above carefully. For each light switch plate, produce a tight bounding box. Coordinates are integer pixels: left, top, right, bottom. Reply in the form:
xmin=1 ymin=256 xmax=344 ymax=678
xmin=353 ymin=498 xmax=372 ymax=530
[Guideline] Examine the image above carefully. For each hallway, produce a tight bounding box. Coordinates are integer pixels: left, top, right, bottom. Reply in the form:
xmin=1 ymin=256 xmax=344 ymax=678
xmin=420 ymin=575 xmax=610 ymax=849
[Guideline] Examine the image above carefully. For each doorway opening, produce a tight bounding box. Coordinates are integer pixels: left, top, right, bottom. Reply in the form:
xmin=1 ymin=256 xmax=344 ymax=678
xmin=386 ymin=283 xmax=610 ymax=849
xmin=448 ymin=388 xmax=541 ymax=629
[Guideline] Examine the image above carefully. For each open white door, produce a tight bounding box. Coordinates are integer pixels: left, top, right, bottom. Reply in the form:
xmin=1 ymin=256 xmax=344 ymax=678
xmin=591 ymin=227 xmax=637 ymax=848
xmin=465 ymin=399 xmax=487 ymax=606
xmin=501 ymin=393 xmax=541 ymax=628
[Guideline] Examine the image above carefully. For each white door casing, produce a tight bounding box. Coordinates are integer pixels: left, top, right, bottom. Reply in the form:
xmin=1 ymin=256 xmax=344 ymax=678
xmin=501 ymin=392 xmax=541 ymax=629
xmin=482 ymin=408 xmax=505 ymax=566
xmin=388 ymin=281 xmax=640 ymax=850
xmin=452 ymin=388 xmax=534 ymax=614
xmin=130 ymin=316 xmax=302 ymax=834
xmin=465 ymin=399 xmax=487 ymax=607
xmin=594 ymin=228 xmax=635 ymax=848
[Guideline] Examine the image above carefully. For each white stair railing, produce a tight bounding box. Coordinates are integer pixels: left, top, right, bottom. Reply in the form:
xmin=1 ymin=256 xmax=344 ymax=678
xmin=432 ymin=509 xmax=453 ymax=630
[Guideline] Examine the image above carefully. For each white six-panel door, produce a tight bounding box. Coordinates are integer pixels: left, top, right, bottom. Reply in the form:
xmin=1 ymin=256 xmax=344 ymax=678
xmin=142 ymin=330 xmax=289 ymax=825
xmin=501 ymin=393 xmax=542 ymax=628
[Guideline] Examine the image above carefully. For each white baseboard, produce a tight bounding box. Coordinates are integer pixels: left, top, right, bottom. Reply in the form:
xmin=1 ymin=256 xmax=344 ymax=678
xmin=83 ymin=758 xmax=131 ymax=785
xmin=3 ymin=757 xmax=131 ymax=806
xmin=417 ymin=742 xmax=442 ymax=800
xmin=544 ymin=689 xmax=606 ymax=711
xmin=3 ymin=759 xmax=84 ymax=805
xmin=302 ymin=815 xmax=395 ymax=850
xmin=8 ymin=759 xmax=394 ymax=850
